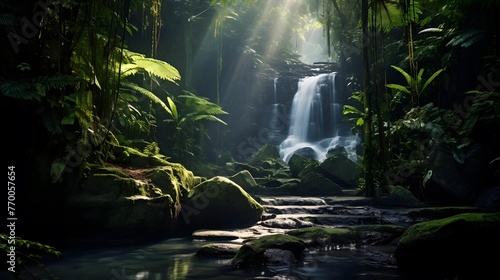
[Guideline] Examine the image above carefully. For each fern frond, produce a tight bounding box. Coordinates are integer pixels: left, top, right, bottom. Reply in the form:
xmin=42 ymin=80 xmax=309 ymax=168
xmin=0 ymin=13 xmax=17 ymax=27
xmin=179 ymin=94 xmax=228 ymax=115
xmin=120 ymin=49 xmax=181 ymax=84
xmin=0 ymin=80 xmax=41 ymax=101
xmin=447 ymin=29 xmax=483 ymax=48
xmin=192 ymin=114 xmax=227 ymax=125
xmin=131 ymin=57 xmax=181 ymax=84
xmin=40 ymin=109 xmax=63 ymax=135
xmin=34 ymin=75 xmax=77 ymax=90
xmin=121 ymin=81 xmax=172 ymax=116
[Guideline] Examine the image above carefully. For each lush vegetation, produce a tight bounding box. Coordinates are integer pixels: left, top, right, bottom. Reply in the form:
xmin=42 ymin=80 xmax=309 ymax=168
xmin=1 ymin=0 xmax=499 ymax=277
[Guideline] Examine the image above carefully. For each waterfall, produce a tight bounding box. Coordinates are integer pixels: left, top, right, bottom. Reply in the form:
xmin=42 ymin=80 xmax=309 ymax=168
xmin=279 ymin=72 xmax=360 ymax=163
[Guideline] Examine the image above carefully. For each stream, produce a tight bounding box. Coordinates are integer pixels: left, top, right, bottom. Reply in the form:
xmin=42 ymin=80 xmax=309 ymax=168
xmin=14 ymin=195 xmax=415 ymax=280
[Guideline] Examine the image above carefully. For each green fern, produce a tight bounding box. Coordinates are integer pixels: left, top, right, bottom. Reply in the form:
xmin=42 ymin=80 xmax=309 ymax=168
xmin=0 ymin=13 xmax=17 ymax=26
xmin=0 ymin=80 xmax=41 ymax=100
xmin=447 ymin=29 xmax=483 ymax=48
xmin=120 ymin=81 xmax=172 ymax=116
xmin=179 ymin=91 xmax=228 ymax=117
xmin=120 ymin=49 xmax=181 ymax=84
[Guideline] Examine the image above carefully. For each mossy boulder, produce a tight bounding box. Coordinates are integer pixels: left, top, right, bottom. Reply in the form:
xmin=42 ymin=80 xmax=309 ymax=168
xmin=394 ymin=212 xmax=500 ymax=278
xmin=288 ymin=225 xmax=405 ymax=246
xmin=196 ymin=243 xmax=241 ymax=258
xmin=299 ymin=171 xmax=344 ymax=196
xmin=287 ymin=226 xmax=359 ymax=245
xmin=68 ymin=156 xmax=197 ymax=238
xmin=231 ymin=234 xmax=305 ymax=267
xmin=228 ymin=170 xmax=258 ymax=192
xmin=319 ymin=154 xmax=361 ymax=188
xmin=180 ymin=176 xmax=264 ymax=230
xmin=288 ymin=154 xmax=309 ymax=177
xmin=375 ymin=185 xmax=424 ymax=208
xmin=112 ymin=145 xmax=172 ymax=168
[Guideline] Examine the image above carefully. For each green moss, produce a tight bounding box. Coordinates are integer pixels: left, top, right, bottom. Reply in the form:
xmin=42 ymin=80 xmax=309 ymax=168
xmin=113 ymin=145 xmax=171 ymax=168
xmin=288 ymin=226 xmax=359 ymax=244
xmin=247 ymin=234 xmax=303 ymax=250
xmin=93 ymin=166 xmax=130 ymax=178
xmin=231 ymin=234 xmax=305 ymax=266
xmin=398 ymin=212 xmax=500 ymax=246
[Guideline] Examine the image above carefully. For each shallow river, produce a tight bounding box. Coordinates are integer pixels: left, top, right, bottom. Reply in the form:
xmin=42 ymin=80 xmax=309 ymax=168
xmin=19 ymin=236 xmax=404 ymax=280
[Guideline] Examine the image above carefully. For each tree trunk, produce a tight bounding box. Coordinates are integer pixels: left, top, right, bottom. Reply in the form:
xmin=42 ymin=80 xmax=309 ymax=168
xmin=361 ymin=0 xmax=375 ymax=197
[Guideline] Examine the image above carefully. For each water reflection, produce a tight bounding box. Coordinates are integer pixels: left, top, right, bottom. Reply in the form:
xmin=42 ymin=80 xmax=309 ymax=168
xmin=12 ymin=237 xmax=403 ymax=280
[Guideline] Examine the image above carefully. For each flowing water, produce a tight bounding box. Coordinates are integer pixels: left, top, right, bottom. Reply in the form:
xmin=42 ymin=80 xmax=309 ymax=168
xmin=12 ymin=196 xmax=410 ymax=280
xmin=278 ymin=72 xmax=360 ymax=163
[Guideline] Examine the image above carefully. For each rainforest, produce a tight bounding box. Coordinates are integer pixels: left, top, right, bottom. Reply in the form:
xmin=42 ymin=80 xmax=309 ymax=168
xmin=1 ymin=0 xmax=499 ymax=279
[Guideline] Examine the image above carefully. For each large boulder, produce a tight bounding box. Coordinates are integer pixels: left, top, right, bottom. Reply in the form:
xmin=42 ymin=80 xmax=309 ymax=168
xmin=394 ymin=212 xmax=500 ymax=279
xmin=180 ymin=176 xmax=264 ymax=230
xmin=319 ymin=154 xmax=361 ymax=189
xmin=68 ymin=171 xmax=178 ymax=238
xmin=298 ymin=171 xmax=344 ymax=196
xmin=231 ymin=234 xmax=306 ymax=267
xmin=67 ymin=147 xmax=197 ymax=238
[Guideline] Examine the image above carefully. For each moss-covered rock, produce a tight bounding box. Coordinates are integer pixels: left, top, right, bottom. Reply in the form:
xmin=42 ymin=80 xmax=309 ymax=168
xmin=287 ymin=226 xmax=359 ymax=245
xmin=287 ymin=225 xmax=406 ymax=246
xmin=68 ymin=156 xmax=197 ymax=238
xmin=299 ymin=171 xmax=344 ymax=195
xmin=112 ymin=145 xmax=172 ymax=168
xmin=375 ymin=185 xmax=424 ymax=208
xmin=69 ymin=194 xmax=175 ymax=237
xmin=231 ymin=234 xmax=305 ymax=267
xmin=181 ymin=176 xmax=264 ymax=230
xmin=196 ymin=243 xmax=241 ymax=258
xmin=319 ymin=154 xmax=361 ymax=188
xmin=394 ymin=212 xmax=500 ymax=278
xmin=228 ymin=170 xmax=258 ymax=192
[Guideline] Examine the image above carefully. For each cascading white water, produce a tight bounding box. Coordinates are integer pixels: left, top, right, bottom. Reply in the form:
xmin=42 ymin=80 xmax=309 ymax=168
xmin=279 ymin=72 xmax=360 ymax=163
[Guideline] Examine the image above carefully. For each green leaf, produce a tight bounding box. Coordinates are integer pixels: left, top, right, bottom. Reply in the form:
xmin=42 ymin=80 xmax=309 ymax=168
xmin=61 ymin=112 xmax=76 ymax=125
xmin=167 ymin=96 xmax=178 ymax=122
xmin=121 ymin=81 xmax=172 ymax=116
xmin=356 ymin=117 xmax=364 ymax=126
xmin=390 ymin=65 xmax=412 ymax=85
xmin=420 ymin=69 xmax=444 ymax=94
xmin=386 ymin=83 xmax=411 ymax=94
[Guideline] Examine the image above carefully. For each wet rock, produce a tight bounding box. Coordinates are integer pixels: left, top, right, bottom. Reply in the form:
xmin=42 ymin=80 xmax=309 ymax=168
xmin=263 ymin=248 xmax=297 ymax=265
xmin=181 ymin=176 xmax=264 ymax=230
xmin=319 ymin=153 xmax=361 ymax=189
xmin=260 ymin=218 xmax=315 ymax=229
xmin=192 ymin=230 xmax=240 ymax=240
xmin=299 ymin=171 xmax=344 ymax=196
xmin=375 ymin=185 xmax=425 ymax=208
xmin=287 ymin=225 xmax=405 ymax=247
xmin=231 ymin=234 xmax=305 ymax=267
xmin=228 ymin=170 xmax=258 ymax=192
xmin=288 ymin=154 xmax=309 ymax=177
xmin=394 ymin=212 xmax=500 ymax=278
xmin=196 ymin=243 xmax=241 ymax=258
